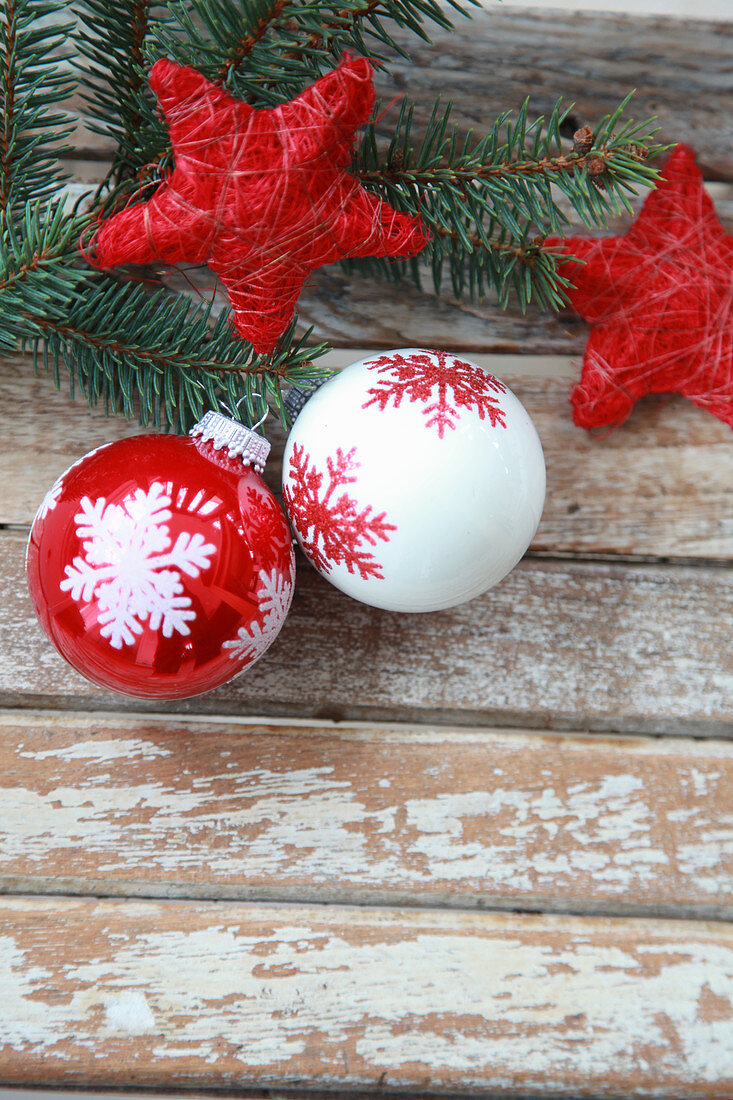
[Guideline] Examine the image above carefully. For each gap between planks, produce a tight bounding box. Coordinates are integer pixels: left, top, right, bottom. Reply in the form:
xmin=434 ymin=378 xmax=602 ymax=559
xmin=1 ymin=711 xmax=731 ymax=921
xmin=1 ymin=895 xmax=731 ymax=1097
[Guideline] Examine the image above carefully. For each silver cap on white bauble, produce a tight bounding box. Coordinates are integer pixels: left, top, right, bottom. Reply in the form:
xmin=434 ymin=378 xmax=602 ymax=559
xmin=284 ymin=378 xmax=327 ymax=421
xmin=190 ymin=411 xmax=270 ymax=473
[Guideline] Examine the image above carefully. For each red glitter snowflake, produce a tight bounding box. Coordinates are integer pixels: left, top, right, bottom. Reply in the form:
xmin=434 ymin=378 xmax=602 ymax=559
xmin=283 ymin=444 xmax=396 ymax=580
xmin=362 ymin=349 xmax=507 ymax=437
xmin=244 ymin=485 xmax=292 ymax=572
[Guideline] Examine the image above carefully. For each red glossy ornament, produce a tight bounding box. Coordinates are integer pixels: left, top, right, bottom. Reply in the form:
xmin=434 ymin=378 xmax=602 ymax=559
xmin=26 ymin=414 xmax=295 ymax=699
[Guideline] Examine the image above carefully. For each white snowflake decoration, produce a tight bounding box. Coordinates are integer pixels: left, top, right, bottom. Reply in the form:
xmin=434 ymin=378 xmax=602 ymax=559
xmin=60 ymin=482 xmax=216 ymax=649
xmin=37 ymin=477 xmax=65 ymax=521
xmin=223 ymin=565 xmax=294 ymax=664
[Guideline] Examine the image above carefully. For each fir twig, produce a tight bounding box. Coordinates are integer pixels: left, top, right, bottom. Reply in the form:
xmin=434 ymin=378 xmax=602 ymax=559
xmin=75 ymin=0 xmax=167 ymax=208
xmin=17 ymin=272 xmax=331 ymax=429
xmin=355 ymin=94 xmax=664 ymax=308
xmin=0 ymin=0 xmax=336 ymax=434
xmin=0 ymin=0 xmax=74 ymax=223
xmin=217 ymin=0 xmax=288 ymax=81
xmin=149 ymin=0 xmax=473 ymax=107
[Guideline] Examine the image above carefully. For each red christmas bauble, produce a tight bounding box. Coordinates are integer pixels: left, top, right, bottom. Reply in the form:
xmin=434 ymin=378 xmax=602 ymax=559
xmin=26 ymin=415 xmax=295 ymax=699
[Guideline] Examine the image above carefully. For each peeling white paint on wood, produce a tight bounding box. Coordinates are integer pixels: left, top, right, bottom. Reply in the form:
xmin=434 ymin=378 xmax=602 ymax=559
xmin=1 ymin=714 xmax=731 ymax=917
xmin=104 ymin=991 xmax=156 ymax=1034
xmin=0 ymin=898 xmax=731 ymax=1095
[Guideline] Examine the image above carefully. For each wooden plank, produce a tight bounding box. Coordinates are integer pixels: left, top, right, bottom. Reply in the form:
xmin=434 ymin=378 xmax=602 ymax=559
xmin=1 ymin=531 xmax=730 ymax=734
xmin=1 ymin=712 xmax=731 ymax=918
xmin=1 ymin=896 xmax=731 ymax=1095
xmin=3 ymin=356 xmax=732 ymax=560
xmin=501 ymin=0 xmax=733 ymax=18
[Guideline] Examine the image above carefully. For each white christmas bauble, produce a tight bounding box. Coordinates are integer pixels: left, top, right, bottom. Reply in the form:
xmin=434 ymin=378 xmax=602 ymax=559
xmin=282 ymin=348 xmax=546 ymax=612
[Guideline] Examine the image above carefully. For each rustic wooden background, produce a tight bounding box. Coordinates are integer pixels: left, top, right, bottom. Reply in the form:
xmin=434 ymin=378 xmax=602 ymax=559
xmin=1 ymin=5 xmax=732 ymax=1098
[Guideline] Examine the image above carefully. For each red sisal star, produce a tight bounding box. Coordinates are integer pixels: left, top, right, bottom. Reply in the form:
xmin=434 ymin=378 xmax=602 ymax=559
xmin=551 ymin=144 xmax=733 ymax=430
xmin=92 ymin=56 xmax=427 ymax=354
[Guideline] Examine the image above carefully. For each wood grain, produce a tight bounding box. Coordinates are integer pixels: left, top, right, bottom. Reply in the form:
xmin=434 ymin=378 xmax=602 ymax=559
xmin=4 ymin=356 xmax=732 ymax=561
xmin=1 ymin=712 xmax=731 ymax=918
xmin=1 ymin=896 xmax=732 ymax=1096
xmin=1 ymin=531 xmax=730 ymax=734
xmin=372 ymin=9 xmax=733 ymax=181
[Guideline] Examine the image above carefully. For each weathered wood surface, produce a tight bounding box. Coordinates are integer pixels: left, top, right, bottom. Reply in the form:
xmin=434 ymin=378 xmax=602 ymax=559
xmin=2 ymin=712 xmax=731 ymax=918
xmin=1 ymin=896 xmax=732 ymax=1096
xmin=375 ymin=10 xmax=733 ymax=182
xmin=2 ymin=9 xmax=731 ymax=1095
xmin=1 ymin=530 xmax=730 ymax=734
xmin=4 ymin=356 xmax=732 ymax=561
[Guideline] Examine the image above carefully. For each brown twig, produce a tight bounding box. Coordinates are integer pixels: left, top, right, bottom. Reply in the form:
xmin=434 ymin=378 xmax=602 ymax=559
xmin=430 ymin=225 xmax=546 ymax=263
xmin=363 ymin=144 xmax=648 ymax=187
xmin=282 ymin=0 xmax=383 ymax=60
xmin=217 ymin=0 xmax=289 ymax=81
xmin=119 ymin=0 xmax=153 ymax=155
xmin=29 ymin=314 xmax=297 ymax=375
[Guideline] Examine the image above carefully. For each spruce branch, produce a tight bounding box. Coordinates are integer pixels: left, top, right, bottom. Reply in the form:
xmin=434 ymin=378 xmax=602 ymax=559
xmin=0 ymin=0 xmax=74 ymax=222
xmin=0 ymin=0 xmax=338 ymax=434
xmin=15 ymin=271 xmax=331 ymax=429
xmin=0 ymin=195 xmax=332 ymax=428
xmin=217 ymin=0 xmax=288 ymax=81
xmin=75 ymin=0 xmax=168 ymax=207
xmin=148 ymin=0 xmax=473 ymax=107
xmin=355 ymin=94 xmax=663 ymax=308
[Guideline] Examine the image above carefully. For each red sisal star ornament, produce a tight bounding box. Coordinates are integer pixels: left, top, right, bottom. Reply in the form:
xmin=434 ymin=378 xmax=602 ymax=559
xmin=551 ymin=144 xmax=733 ymax=431
xmin=92 ymin=55 xmax=428 ymax=354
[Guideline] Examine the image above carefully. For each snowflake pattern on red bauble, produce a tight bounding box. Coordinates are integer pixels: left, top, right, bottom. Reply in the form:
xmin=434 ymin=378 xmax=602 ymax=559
xmin=362 ymin=349 xmax=507 ymax=438
xmin=282 ymin=443 xmax=396 ymax=579
xmin=223 ymin=559 xmax=295 ymax=664
xmin=26 ymin=432 xmax=295 ymax=699
xmin=59 ymin=481 xmax=216 ymax=650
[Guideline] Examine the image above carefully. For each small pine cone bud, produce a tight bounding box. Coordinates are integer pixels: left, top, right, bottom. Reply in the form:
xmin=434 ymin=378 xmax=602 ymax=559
xmin=385 ymin=149 xmax=404 ymax=174
xmin=532 ymin=235 xmax=545 ymax=248
xmin=573 ymin=126 xmax=594 ymax=155
xmin=625 ymin=142 xmax=648 ymax=161
xmin=588 ymin=156 xmax=606 ymax=177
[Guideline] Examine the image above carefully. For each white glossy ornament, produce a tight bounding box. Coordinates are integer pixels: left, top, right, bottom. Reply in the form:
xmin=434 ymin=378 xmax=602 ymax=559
xmin=282 ymin=348 xmax=546 ymax=612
